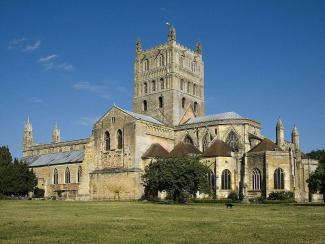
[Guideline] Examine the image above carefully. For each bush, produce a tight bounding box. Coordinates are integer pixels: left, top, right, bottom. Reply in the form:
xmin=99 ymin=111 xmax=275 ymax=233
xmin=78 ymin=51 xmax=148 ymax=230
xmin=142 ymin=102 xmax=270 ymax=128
xmin=267 ymin=191 xmax=294 ymax=201
xmin=33 ymin=187 xmax=45 ymax=198
xmin=228 ymin=191 xmax=239 ymax=202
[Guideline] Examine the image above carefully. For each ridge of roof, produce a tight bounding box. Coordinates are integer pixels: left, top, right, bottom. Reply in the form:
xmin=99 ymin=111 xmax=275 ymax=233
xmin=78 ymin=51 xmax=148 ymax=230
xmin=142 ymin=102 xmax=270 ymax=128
xmin=142 ymin=143 xmax=170 ymax=159
xmin=202 ymin=139 xmax=232 ymax=157
xmin=186 ymin=112 xmax=243 ymax=125
xmin=248 ymin=138 xmax=282 ymax=153
xmin=169 ymin=141 xmax=202 ymax=157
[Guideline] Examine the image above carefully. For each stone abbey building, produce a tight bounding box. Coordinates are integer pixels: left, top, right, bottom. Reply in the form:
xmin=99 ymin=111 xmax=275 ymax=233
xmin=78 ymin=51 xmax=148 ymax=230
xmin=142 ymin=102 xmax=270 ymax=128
xmin=23 ymin=26 xmax=319 ymax=202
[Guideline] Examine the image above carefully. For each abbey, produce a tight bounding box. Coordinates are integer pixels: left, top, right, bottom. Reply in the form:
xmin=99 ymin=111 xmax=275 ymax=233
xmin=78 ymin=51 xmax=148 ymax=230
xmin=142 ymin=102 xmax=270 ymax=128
xmin=23 ymin=26 xmax=320 ymax=202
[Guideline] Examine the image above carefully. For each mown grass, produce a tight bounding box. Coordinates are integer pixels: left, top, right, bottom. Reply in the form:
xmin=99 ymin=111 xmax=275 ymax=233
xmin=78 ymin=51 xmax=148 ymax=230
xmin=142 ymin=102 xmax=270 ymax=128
xmin=0 ymin=200 xmax=324 ymax=243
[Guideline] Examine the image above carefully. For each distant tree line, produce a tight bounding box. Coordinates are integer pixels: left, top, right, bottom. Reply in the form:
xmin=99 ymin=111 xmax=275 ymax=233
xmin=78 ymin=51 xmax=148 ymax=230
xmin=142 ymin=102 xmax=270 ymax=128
xmin=306 ymin=149 xmax=325 ymax=201
xmin=0 ymin=146 xmax=37 ymax=197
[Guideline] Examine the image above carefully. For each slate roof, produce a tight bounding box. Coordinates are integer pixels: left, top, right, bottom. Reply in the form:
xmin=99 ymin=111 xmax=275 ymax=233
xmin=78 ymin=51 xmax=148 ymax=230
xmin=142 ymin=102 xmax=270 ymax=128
xmin=169 ymin=142 xmax=202 ymax=157
xmin=23 ymin=150 xmax=84 ymax=167
xmin=202 ymin=139 xmax=232 ymax=157
xmin=248 ymin=139 xmax=282 ymax=153
xmin=142 ymin=143 xmax=170 ymax=159
xmin=186 ymin=112 xmax=243 ymax=125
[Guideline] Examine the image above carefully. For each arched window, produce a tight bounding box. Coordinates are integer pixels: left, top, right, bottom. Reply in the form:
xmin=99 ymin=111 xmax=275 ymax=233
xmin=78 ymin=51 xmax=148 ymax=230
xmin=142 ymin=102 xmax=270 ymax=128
xmin=184 ymin=135 xmax=194 ymax=145
xmin=191 ymin=62 xmax=196 ymax=72
xmin=202 ymin=133 xmax=209 ymax=152
xmin=160 ymin=78 xmax=164 ymax=90
xmin=252 ymin=168 xmax=261 ymax=190
xmin=274 ymin=168 xmax=284 ymax=189
xmin=221 ymin=169 xmax=231 ymax=190
xmin=151 ymin=80 xmax=156 ymax=92
xmin=159 ymin=96 xmax=163 ymax=108
xmin=194 ymin=102 xmax=198 ymax=113
xmin=143 ymin=59 xmax=149 ymax=71
xmin=53 ymin=168 xmax=58 ymax=184
xmin=65 ymin=167 xmax=70 ymax=184
xmin=104 ymin=131 xmax=110 ymax=151
xmin=143 ymin=100 xmax=148 ymax=111
xmin=182 ymin=97 xmax=186 ymax=109
xmin=77 ymin=166 xmax=82 ymax=183
xmin=158 ymin=54 xmax=164 ymax=67
xmin=117 ymin=129 xmax=123 ymax=149
xmin=180 ymin=79 xmax=184 ymax=90
xmin=144 ymin=82 xmax=148 ymax=94
xmin=226 ymin=131 xmax=239 ymax=152
xmin=193 ymin=84 xmax=197 ymax=95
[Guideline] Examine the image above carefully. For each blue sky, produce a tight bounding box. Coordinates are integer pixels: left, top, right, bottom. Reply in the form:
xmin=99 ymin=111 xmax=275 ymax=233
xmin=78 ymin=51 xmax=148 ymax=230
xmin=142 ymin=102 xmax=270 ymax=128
xmin=0 ymin=0 xmax=324 ymax=158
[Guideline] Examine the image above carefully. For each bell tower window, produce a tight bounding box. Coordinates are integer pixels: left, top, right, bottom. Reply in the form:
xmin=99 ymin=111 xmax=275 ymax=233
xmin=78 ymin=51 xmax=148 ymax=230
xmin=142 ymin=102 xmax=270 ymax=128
xmin=151 ymin=80 xmax=156 ymax=92
xmin=182 ymin=97 xmax=186 ymax=108
xmin=159 ymin=96 xmax=163 ymax=108
xmin=143 ymin=100 xmax=148 ymax=111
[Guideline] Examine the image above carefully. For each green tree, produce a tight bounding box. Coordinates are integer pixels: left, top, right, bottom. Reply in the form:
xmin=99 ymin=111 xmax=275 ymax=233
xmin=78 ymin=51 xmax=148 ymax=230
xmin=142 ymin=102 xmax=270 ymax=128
xmin=0 ymin=146 xmax=37 ymax=196
xmin=142 ymin=156 xmax=211 ymax=203
xmin=306 ymin=149 xmax=325 ymax=202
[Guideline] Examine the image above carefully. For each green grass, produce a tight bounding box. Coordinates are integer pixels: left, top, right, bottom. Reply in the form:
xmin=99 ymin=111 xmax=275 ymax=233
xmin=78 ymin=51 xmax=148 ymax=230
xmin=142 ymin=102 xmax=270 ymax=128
xmin=0 ymin=201 xmax=324 ymax=243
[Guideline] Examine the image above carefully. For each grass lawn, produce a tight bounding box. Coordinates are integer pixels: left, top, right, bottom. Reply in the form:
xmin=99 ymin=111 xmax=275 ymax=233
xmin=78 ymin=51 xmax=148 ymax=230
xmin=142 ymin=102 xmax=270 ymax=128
xmin=0 ymin=201 xmax=324 ymax=243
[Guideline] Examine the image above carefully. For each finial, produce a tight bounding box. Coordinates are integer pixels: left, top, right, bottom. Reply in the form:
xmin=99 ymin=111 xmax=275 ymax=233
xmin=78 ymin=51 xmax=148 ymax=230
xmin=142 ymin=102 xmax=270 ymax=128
xmin=54 ymin=122 xmax=58 ymax=130
xmin=277 ymin=116 xmax=283 ymax=127
xmin=196 ymin=41 xmax=202 ymax=55
xmin=136 ymin=38 xmax=142 ymax=53
xmin=167 ymin=22 xmax=176 ymax=42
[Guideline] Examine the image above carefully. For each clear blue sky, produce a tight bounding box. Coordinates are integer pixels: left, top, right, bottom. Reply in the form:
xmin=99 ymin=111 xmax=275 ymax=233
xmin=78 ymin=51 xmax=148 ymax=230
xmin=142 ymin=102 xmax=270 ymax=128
xmin=0 ymin=0 xmax=324 ymax=158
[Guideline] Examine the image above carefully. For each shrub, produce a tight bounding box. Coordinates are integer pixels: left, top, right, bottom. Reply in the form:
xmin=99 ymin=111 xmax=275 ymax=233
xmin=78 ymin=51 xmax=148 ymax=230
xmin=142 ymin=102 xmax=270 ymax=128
xmin=227 ymin=191 xmax=239 ymax=202
xmin=267 ymin=191 xmax=294 ymax=201
xmin=33 ymin=187 xmax=45 ymax=198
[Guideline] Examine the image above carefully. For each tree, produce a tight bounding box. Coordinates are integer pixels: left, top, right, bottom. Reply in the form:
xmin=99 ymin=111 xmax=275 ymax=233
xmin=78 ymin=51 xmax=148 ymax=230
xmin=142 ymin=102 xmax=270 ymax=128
xmin=0 ymin=146 xmax=37 ymax=196
xmin=142 ymin=156 xmax=211 ymax=203
xmin=306 ymin=149 xmax=325 ymax=202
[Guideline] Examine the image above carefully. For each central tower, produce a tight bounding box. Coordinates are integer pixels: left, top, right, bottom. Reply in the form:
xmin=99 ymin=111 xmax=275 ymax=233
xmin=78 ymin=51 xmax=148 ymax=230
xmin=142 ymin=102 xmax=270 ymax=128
xmin=132 ymin=26 xmax=205 ymax=126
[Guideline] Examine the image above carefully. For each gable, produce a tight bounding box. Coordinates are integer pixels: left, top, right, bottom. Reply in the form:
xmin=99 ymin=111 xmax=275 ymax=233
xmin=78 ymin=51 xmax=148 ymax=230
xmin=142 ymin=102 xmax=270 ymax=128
xmin=179 ymin=104 xmax=196 ymax=125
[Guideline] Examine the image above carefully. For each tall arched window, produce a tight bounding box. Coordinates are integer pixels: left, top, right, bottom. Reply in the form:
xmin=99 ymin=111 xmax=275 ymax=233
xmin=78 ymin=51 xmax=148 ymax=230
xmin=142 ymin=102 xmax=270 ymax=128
xmin=182 ymin=97 xmax=186 ymax=109
xmin=77 ymin=166 xmax=82 ymax=183
xmin=202 ymin=133 xmax=209 ymax=152
xmin=221 ymin=169 xmax=231 ymax=190
xmin=180 ymin=79 xmax=184 ymax=90
xmin=151 ymin=80 xmax=156 ymax=92
xmin=160 ymin=78 xmax=164 ymax=90
xmin=144 ymin=82 xmax=148 ymax=94
xmin=143 ymin=100 xmax=148 ymax=111
xmin=159 ymin=96 xmax=163 ymax=108
xmin=53 ymin=168 xmax=58 ymax=184
xmin=252 ymin=168 xmax=261 ymax=190
xmin=143 ymin=59 xmax=149 ymax=71
xmin=65 ymin=167 xmax=70 ymax=184
xmin=194 ymin=102 xmax=198 ymax=113
xmin=184 ymin=135 xmax=194 ymax=145
xmin=193 ymin=84 xmax=197 ymax=95
xmin=104 ymin=131 xmax=110 ymax=151
xmin=274 ymin=168 xmax=284 ymax=189
xmin=226 ymin=131 xmax=239 ymax=152
xmin=158 ymin=54 xmax=164 ymax=67
xmin=117 ymin=129 xmax=123 ymax=149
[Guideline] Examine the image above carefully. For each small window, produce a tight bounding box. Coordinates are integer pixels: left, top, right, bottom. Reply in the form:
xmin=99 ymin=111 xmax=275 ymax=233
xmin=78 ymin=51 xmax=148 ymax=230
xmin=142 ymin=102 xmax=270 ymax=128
xmin=65 ymin=167 xmax=70 ymax=184
xmin=111 ymin=117 xmax=116 ymax=124
xmin=160 ymin=78 xmax=164 ymax=90
xmin=193 ymin=84 xmax=197 ymax=95
xmin=221 ymin=169 xmax=231 ymax=190
xmin=184 ymin=135 xmax=194 ymax=145
xmin=144 ymin=82 xmax=148 ymax=94
xmin=159 ymin=54 xmax=164 ymax=67
xmin=159 ymin=96 xmax=163 ymax=108
xmin=143 ymin=100 xmax=148 ymax=111
xmin=117 ymin=129 xmax=123 ymax=149
xmin=152 ymin=80 xmax=156 ymax=92
xmin=194 ymin=102 xmax=198 ymax=113
xmin=182 ymin=97 xmax=186 ymax=109
xmin=144 ymin=59 xmax=149 ymax=71
xmin=54 ymin=168 xmax=58 ymax=184
xmin=180 ymin=79 xmax=184 ymax=90
xmin=77 ymin=166 xmax=82 ymax=183
xmin=274 ymin=168 xmax=284 ymax=189
xmin=105 ymin=131 xmax=110 ymax=151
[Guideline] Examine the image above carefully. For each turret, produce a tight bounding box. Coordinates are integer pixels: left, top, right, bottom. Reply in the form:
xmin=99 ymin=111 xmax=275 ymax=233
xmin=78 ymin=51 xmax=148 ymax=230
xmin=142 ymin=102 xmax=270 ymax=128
xmin=276 ymin=117 xmax=284 ymax=148
xmin=167 ymin=24 xmax=176 ymax=42
xmin=52 ymin=123 xmax=60 ymax=143
xmin=23 ymin=116 xmax=33 ymax=149
xmin=292 ymin=125 xmax=300 ymax=150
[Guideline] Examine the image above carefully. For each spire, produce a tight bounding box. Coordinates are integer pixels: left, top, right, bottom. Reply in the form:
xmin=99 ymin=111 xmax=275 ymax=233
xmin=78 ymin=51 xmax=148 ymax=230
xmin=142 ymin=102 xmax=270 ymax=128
xmin=196 ymin=41 xmax=202 ymax=55
xmin=292 ymin=124 xmax=300 ymax=150
xmin=276 ymin=117 xmax=284 ymax=129
xmin=52 ymin=122 xmax=60 ymax=143
xmin=276 ymin=117 xmax=284 ymax=148
xmin=23 ymin=116 xmax=33 ymax=149
xmin=167 ymin=23 xmax=176 ymax=42
xmin=292 ymin=124 xmax=299 ymax=135
xmin=135 ymin=38 xmax=142 ymax=54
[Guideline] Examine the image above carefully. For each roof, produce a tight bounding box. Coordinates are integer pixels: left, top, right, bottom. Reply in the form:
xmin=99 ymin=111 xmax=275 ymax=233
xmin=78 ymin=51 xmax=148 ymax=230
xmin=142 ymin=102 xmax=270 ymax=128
xmin=202 ymin=139 xmax=232 ymax=157
xmin=248 ymin=139 xmax=282 ymax=153
xmin=169 ymin=142 xmax=202 ymax=157
xmin=186 ymin=112 xmax=243 ymax=124
xmin=23 ymin=150 xmax=84 ymax=167
xmin=142 ymin=143 xmax=170 ymax=159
